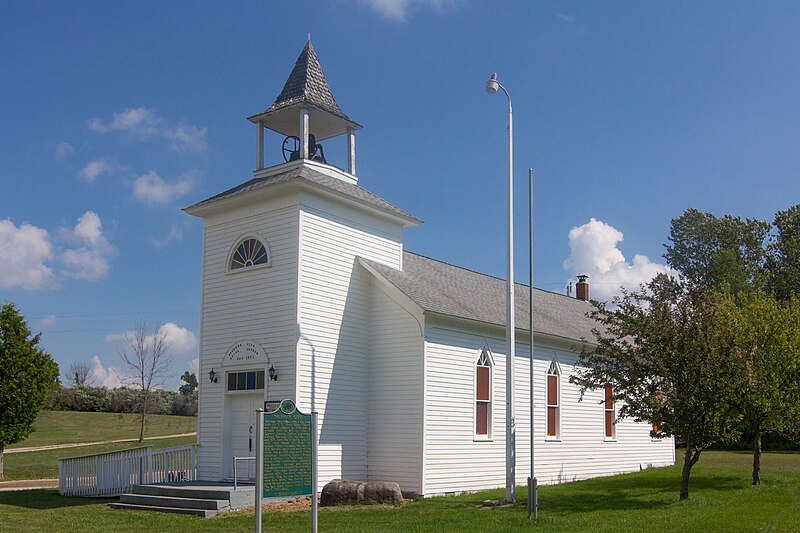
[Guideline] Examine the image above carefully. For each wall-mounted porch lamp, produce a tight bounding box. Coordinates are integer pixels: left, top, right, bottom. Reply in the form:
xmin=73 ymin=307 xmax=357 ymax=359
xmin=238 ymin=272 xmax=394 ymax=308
xmin=209 ymin=368 xmax=218 ymax=383
xmin=268 ymin=365 xmax=278 ymax=381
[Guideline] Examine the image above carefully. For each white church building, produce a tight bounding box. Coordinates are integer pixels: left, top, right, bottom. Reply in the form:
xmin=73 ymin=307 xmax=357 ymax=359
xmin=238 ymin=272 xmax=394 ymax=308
xmin=184 ymin=42 xmax=675 ymax=497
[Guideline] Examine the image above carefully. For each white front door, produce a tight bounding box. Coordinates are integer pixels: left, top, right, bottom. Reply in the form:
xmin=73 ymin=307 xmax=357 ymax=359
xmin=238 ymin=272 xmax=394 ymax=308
xmin=224 ymin=393 xmax=261 ymax=480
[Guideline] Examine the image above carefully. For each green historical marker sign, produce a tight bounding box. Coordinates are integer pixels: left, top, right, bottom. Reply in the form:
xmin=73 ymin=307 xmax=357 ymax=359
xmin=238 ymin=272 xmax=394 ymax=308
xmin=262 ymin=399 xmax=312 ymax=498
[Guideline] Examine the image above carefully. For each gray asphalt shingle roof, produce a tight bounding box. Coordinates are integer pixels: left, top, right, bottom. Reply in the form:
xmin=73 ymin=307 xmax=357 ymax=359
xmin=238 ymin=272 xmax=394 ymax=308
xmin=362 ymin=251 xmax=598 ymax=343
xmin=184 ymin=166 xmax=421 ymax=224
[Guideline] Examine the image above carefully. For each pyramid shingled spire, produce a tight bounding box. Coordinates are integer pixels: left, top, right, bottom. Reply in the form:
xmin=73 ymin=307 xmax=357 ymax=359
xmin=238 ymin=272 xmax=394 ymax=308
xmin=249 ymin=42 xmax=361 ymax=142
xmin=266 ymin=41 xmax=351 ymax=122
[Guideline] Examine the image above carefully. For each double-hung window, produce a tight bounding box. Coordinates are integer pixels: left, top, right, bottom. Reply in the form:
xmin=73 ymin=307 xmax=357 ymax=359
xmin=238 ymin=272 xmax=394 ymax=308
xmin=604 ymin=383 xmax=615 ymax=439
xmin=546 ymin=361 xmax=560 ymax=439
xmin=475 ymin=349 xmax=492 ymax=437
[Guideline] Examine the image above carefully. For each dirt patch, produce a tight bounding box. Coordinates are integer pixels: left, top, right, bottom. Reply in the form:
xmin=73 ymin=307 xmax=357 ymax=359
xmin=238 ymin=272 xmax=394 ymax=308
xmin=235 ymin=496 xmax=314 ymax=514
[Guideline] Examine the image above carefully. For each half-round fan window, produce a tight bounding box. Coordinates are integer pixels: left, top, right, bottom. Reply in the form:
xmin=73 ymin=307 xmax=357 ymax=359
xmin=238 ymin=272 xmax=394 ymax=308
xmin=230 ymin=238 xmax=269 ymax=270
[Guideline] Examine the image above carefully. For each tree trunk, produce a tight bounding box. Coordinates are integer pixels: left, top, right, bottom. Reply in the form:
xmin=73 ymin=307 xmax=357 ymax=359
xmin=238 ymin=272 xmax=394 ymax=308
xmin=139 ymin=393 xmax=148 ymax=442
xmin=752 ymin=430 xmax=762 ymax=486
xmin=0 ymin=444 xmax=4 ymax=481
xmin=680 ymin=437 xmax=701 ymax=501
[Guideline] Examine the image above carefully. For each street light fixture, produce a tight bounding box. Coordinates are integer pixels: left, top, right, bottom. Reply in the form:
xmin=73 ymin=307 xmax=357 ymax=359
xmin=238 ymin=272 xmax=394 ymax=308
xmin=485 ymin=72 xmax=515 ymax=503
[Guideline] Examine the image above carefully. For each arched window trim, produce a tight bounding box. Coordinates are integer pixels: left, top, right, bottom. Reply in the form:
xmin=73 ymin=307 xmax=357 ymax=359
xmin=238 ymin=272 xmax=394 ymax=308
xmin=474 ymin=344 xmax=494 ymax=440
xmin=546 ymin=356 xmax=561 ymax=441
xmin=226 ymin=234 xmax=272 ymax=273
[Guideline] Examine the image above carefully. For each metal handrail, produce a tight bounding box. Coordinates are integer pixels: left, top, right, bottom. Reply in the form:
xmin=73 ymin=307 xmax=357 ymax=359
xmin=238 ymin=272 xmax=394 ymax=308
xmin=233 ymin=456 xmax=255 ymax=490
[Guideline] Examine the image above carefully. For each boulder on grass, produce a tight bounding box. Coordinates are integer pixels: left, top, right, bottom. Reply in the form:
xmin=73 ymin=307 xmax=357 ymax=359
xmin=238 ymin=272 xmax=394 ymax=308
xmin=363 ymin=481 xmax=403 ymax=505
xmin=320 ymin=479 xmax=403 ymax=506
xmin=320 ymin=479 xmax=365 ymax=506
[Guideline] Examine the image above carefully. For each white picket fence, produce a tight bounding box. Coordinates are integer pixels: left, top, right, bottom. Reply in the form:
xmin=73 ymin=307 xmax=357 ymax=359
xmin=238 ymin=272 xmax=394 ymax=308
xmin=58 ymin=444 xmax=198 ymax=497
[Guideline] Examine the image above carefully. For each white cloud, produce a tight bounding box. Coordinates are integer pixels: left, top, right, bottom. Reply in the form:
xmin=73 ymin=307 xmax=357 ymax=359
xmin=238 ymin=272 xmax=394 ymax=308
xmin=556 ymin=13 xmax=575 ymax=23
xmin=563 ymin=218 xmax=674 ymax=302
xmin=358 ymin=0 xmax=457 ymax=21
xmin=79 ymin=160 xmax=113 ymax=182
xmin=91 ymin=355 xmax=126 ymax=388
xmin=152 ymin=225 xmax=183 ymax=249
xmin=0 ymin=212 xmax=116 ymax=290
xmin=37 ymin=315 xmax=57 ymax=328
xmin=157 ymin=323 xmax=198 ymax=354
xmin=89 ymin=107 xmax=207 ymax=153
xmin=188 ymin=358 xmax=199 ymax=374
xmin=133 ymin=170 xmax=197 ymax=205
xmin=46 ymin=142 xmax=75 ymax=159
xmin=59 ymin=211 xmax=115 ymax=281
xmin=106 ymin=322 xmax=197 ymax=356
xmin=0 ymin=219 xmax=55 ymax=290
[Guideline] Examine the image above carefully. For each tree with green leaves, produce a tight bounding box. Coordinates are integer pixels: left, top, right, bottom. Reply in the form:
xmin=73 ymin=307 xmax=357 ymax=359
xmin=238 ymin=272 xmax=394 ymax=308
xmin=664 ymin=208 xmax=769 ymax=291
xmin=715 ymin=291 xmax=800 ymax=485
xmin=0 ymin=302 xmax=60 ymax=480
xmin=571 ymin=275 xmax=740 ymax=500
xmin=179 ymin=371 xmax=197 ymax=396
xmin=766 ymin=204 xmax=800 ymax=301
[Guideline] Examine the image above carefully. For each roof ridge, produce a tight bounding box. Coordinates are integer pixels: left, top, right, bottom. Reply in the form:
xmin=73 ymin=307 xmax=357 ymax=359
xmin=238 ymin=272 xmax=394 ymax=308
xmin=402 ymin=250 xmax=588 ymax=302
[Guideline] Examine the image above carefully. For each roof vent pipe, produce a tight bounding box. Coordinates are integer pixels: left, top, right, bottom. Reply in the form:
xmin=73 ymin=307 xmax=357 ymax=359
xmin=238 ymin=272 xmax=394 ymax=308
xmin=576 ymin=275 xmax=589 ymax=301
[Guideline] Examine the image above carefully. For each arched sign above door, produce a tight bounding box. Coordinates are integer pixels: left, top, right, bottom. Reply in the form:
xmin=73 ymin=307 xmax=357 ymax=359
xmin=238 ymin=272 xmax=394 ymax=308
xmin=222 ymin=340 xmax=269 ymax=367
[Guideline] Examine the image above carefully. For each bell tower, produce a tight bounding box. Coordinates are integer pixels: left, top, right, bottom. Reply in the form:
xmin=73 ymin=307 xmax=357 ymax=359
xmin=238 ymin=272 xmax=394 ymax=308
xmin=249 ymin=39 xmax=362 ymax=176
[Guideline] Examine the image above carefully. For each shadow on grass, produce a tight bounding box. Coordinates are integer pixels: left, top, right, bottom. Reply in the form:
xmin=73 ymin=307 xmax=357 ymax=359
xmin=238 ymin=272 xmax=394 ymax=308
xmin=537 ymin=470 xmax=745 ymax=515
xmin=0 ymin=489 xmax=114 ymax=510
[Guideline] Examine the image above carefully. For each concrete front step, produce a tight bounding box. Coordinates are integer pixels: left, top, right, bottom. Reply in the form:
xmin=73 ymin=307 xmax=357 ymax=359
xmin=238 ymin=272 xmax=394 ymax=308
xmin=108 ymin=502 xmax=218 ymax=518
xmin=109 ymin=482 xmax=256 ymax=517
xmin=132 ymin=484 xmax=234 ymax=501
xmin=132 ymin=483 xmax=255 ymax=510
xmin=119 ymin=493 xmax=230 ymax=511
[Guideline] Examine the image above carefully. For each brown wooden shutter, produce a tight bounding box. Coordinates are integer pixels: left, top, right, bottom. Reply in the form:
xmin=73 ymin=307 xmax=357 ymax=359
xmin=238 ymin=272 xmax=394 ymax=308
xmin=547 ymin=407 xmax=557 ymax=436
xmin=477 ymin=366 xmax=490 ymax=401
xmin=547 ymin=375 xmax=558 ymax=406
xmin=605 ymin=411 xmax=614 ymax=437
xmin=476 ymin=402 xmax=488 ymax=435
xmin=604 ymin=384 xmax=613 ymax=410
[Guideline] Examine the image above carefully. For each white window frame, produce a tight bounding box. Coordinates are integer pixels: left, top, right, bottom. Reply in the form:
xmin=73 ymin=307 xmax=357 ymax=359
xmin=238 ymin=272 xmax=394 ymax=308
xmin=225 ymin=368 xmax=267 ymax=395
xmin=226 ymin=233 xmax=272 ymax=274
xmin=474 ymin=347 xmax=493 ymax=441
xmin=545 ymin=360 xmax=561 ymax=441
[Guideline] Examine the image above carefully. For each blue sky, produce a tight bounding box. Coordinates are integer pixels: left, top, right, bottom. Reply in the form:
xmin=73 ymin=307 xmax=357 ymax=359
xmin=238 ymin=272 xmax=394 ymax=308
xmin=3 ymin=1 xmax=799 ymax=388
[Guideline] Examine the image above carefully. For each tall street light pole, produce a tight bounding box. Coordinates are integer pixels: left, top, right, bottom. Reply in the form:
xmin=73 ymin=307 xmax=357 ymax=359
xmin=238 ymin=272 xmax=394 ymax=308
xmin=486 ymin=72 xmax=515 ymax=503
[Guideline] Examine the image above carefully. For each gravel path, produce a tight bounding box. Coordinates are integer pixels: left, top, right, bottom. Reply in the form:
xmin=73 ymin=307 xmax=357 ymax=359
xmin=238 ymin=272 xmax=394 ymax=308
xmin=6 ymin=432 xmax=197 ymax=454
xmin=0 ymin=479 xmax=60 ymax=492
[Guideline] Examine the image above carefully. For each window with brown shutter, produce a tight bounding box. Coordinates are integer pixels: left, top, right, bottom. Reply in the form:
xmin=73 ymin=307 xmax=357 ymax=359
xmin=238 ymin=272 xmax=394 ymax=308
xmin=476 ymin=349 xmax=492 ymax=437
xmin=546 ymin=362 xmax=560 ymax=438
xmin=604 ymin=383 xmax=615 ymax=439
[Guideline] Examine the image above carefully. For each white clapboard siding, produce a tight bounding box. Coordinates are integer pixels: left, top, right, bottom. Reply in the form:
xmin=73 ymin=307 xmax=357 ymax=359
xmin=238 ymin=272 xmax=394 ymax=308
xmin=296 ymin=193 xmax=404 ymax=487
xmin=197 ymin=200 xmax=300 ymax=481
xmin=367 ymin=279 xmax=424 ymax=493
xmin=423 ymin=323 xmax=675 ymax=496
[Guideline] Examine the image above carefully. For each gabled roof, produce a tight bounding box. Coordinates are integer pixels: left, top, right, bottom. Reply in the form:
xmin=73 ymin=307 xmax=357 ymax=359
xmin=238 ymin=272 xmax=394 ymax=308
xmin=183 ymin=165 xmax=421 ymax=226
xmin=361 ymin=251 xmax=598 ymax=344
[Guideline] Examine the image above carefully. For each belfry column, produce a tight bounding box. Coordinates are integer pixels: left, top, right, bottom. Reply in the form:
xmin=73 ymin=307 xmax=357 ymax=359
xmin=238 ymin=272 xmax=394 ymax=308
xmin=256 ymin=121 xmax=264 ymax=170
xmin=299 ymin=108 xmax=310 ymax=160
xmin=347 ymin=127 xmax=356 ymax=175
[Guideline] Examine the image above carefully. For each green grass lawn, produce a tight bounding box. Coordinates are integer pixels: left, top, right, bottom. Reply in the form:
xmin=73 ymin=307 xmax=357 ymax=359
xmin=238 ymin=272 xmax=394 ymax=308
xmin=3 ymin=436 xmax=197 ymax=481
xmin=2 ymin=450 xmax=799 ymax=532
xmin=8 ymin=411 xmax=196 ymax=449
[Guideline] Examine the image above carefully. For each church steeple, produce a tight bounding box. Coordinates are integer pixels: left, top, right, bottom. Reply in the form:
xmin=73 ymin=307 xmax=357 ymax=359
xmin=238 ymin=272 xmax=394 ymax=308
xmin=250 ymin=41 xmax=361 ymax=175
